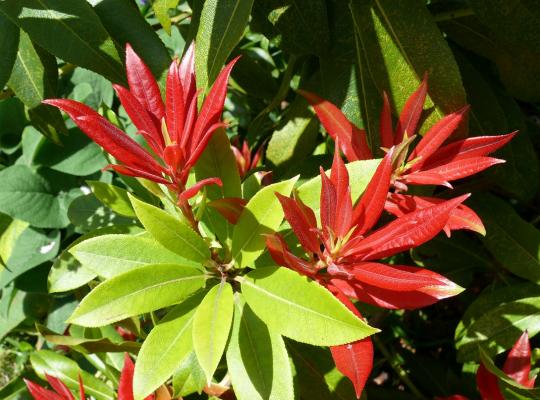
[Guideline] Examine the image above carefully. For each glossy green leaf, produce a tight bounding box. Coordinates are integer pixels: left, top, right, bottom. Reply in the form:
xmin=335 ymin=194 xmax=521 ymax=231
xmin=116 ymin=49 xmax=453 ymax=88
xmin=193 ymin=281 xmax=234 ymax=383
xmin=0 ymin=12 xmax=18 ymax=90
xmin=172 ymin=351 xmax=206 ymax=397
xmin=0 ymin=165 xmax=71 ymax=228
xmin=296 ymin=159 xmax=380 ymax=216
xmin=134 ymin=293 xmax=203 ymax=400
xmin=87 ymin=181 xmax=136 ymax=217
xmin=195 ymin=128 xmax=242 ymax=244
xmin=226 ymin=293 xmax=294 ymax=400
xmin=195 ymin=0 xmax=254 ymax=91
xmin=266 ymin=97 xmax=319 ymax=176
xmin=232 ymin=176 xmax=297 ymax=268
xmin=30 ymin=350 xmax=115 ymax=400
xmin=49 ymin=226 xmax=142 ymax=293
xmin=68 ymin=263 xmax=206 ymax=327
xmin=0 ymin=0 xmax=124 ymax=83
xmin=350 ymin=0 xmax=466 ymax=136
xmin=240 ymin=267 xmax=379 ymax=346
xmin=33 ymin=128 xmax=107 ymax=176
xmin=90 ymin=0 xmax=170 ymax=81
xmin=152 ymin=0 xmax=179 ymax=35
xmin=68 ymin=194 xmax=136 ymax=233
xmin=470 ymin=194 xmax=540 ymax=282
xmin=130 ymin=194 xmax=211 ymax=263
xmin=70 ymin=233 xmax=197 ymax=279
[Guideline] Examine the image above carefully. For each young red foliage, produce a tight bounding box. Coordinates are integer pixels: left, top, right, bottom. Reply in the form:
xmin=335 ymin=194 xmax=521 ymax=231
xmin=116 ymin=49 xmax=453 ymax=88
xmin=267 ymin=145 xmax=467 ymax=396
xmin=300 ymin=77 xmax=514 ymax=236
xmin=44 ymin=43 xmax=238 ymax=203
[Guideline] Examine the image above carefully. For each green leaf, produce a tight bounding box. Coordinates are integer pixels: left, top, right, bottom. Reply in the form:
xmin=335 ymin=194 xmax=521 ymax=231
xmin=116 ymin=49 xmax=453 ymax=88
xmin=133 ymin=293 xmax=203 ymax=400
xmin=0 ymin=288 xmax=27 ymax=341
xmin=195 ymin=128 xmax=242 ymax=244
xmin=296 ymin=159 xmax=380 ymax=217
xmin=130 ymin=194 xmax=211 ymax=263
xmin=0 ymin=0 xmax=124 ymax=83
xmin=172 ymin=352 xmax=206 ymax=397
xmin=88 ymin=181 xmax=136 ymax=218
xmin=251 ymin=0 xmax=329 ymax=56
xmin=33 ymin=128 xmax=107 ymax=176
xmin=68 ymin=263 xmax=206 ymax=327
xmin=68 ymin=194 xmax=136 ymax=233
xmin=0 ymin=225 xmax=59 ymax=289
xmin=0 ymin=165 xmax=71 ymax=228
xmin=48 ymin=226 xmax=142 ymax=293
xmin=0 ymin=12 xmax=18 ymax=90
xmin=232 ymin=176 xmax=297 ymax=268
xmin=36 ymin=324 xmax=141 ymax=354
xmin=469 ymin=194 xmax=540 ymax=282
xmin=266 ymin=97 xmax=319 ymax=177
xmin=71 ymin=233 xmax=197 ymax=279
xmin=240 ymin=267 xmax=379 ymax=346
xmin=90 ymin=0 xmax=170 ymax=81
xmin=195 ymin=0 xmax=254 ymax=91
xmin=193 ymin=281 xmax=234 ymax=383
xmin=152 ymin=0 xmax=179 ymax=35
xmin=226 ymin=293 xmax=294 ymax=400
xmin=0 ymin=97 xmax=27 ymax=153
xmin=350 ymin=0 xmax=466 ymax=136
xmin=30 ymin=350 xmax=115 ymax=400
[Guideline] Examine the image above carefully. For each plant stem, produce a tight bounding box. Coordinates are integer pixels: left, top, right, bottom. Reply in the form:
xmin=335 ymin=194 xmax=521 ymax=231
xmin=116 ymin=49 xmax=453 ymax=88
xmin=372 ymin=336 xmax=427 ymax=399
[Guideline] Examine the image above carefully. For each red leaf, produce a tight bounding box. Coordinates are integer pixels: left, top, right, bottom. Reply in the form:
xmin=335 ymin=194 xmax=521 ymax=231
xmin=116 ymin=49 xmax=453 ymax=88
xmin=24 ymin=379 xmax=65 ymax=400
xmin=106 ymin=165 xmax=170 ymax=185
xmin=476 ymin=363 xmax=504 ymax=400
xmin=320 ymin=166 xmax=337 ymax=238
xmin=179 ymin=42 xmax=196 ymax=105
xmin=330 ymin=144 xmax=353 ymax=237
xmin=421 ymin=132 xmax=516 ymax=169
xmin=402 ymin=170 xmax=452 ymax=188
xmin=180 ymin=89 xmax=201 ymax=150
xmin=276 ymin=193 xmax=320 ymax=254
xmin=434 ymin=396 xmax=469 ymax=400
xmin=409 ymin=157 xmax=505 ymax=183
xmin=118 ymin=354 xmax=135 ymax=400
xmin=299 ymin=90 xmax=372 ymax=161
xmin=43 ymin=98 xmax=101 ymax=120
xmin=125 ymin=43 xmax=165 ymax=122
xmin=186 ymin=122 xmax=227 ymax=169
xmin=329 ymin=289 xmax=373 ymax=398
xmin=395 ymin=74 xmax=428 ymax=144
xmin=379 ymin=91 xmax=394 ymax=149
xmin=331 ymin=267 xmax=462 ymax=310
xmin=166 ymin=61 xmax=185 ymax=144
xmin=408 ymin=106 xmax=469 ymax=165
xmin=46 ymin=374 xmax=75 ymax=400
xmin=351 ymin=148 xmax=393 ymax=234
xmin=265 ymin=234 xmax=318 ymax=277
xmin=75 ymin=115 xmax=165 ymax=175
xmin=113 ymin=84 xmax=163 ymax=153
xmin=179 ymin=177 xmax=223 ymax=202
xmin=191 ymin=57 xmax=239 ymax=151
xmin=351 ymin=262 xmax=444 ymax=291
xmin=78 ymin=375 xmax=85 ymax=400
xmin=343 ymin=195 xmax=468 ymax=261
xmin=503 ymin=331 xmax=536 ymax=388
xmin=208 ymin=197 xmax=247 ymax=224
xmin=385 ymin=193 xmax=486 ymax=236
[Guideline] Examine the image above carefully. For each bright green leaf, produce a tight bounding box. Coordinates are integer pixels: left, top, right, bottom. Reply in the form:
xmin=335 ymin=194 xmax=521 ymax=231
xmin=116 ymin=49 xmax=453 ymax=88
xmin=68 ymin=263 xmax=206 ymax=327
xmin=88 ymin=181 xmax=136 ymax=218
xmin=130 ymin=194 xmax=211 ymax=263
xmin=172 ymin=352 xmax=206 ymax=398
xmin=134 ymin=293 xmax=203 ymax=400
xmin=193 ymin=281 xmax=234 ymax=383
xmin=232 ymin=176 xmax=297 ymax=268
xmin=226 ymin=293 xmax=294 ymax=400
xmin=240 ymin=267 xmax=379 ymax=346
xmin=152 ymin=0 xmax=179 ymax=35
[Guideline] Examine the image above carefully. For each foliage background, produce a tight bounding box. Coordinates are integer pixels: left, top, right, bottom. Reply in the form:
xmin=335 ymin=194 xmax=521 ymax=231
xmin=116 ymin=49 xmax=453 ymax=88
xmin=0 ymin=0 xmax=539 ymax=398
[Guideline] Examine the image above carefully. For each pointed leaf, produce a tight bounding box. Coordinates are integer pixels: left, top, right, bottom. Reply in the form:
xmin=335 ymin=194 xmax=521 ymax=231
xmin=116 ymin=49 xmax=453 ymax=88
xmin=240 ymin=267 xmax=379 ymax=346
xmin=87 ymin=181 xmax=136 ymax=218
xmin=226 ymin=293 xmax=294 ymax=400
xmin=68 ymin=263 xmax=206 ymax=327
xmin=395 ymin=75 xmax=428 ymax=143
xmin=276 ymin=194 xmax=319 ymax=254
xmin=408 ymin=157 xmax=505 ymax=183
xmin=129 ymin=194 xmax=210 ymax=263
xmin=232 ymin=176 xmax=297 ymax=268
xmin=503 ymin=331 xmax=535 ymax=388
xmin=192 ymin=281 xmax=234 ymax=383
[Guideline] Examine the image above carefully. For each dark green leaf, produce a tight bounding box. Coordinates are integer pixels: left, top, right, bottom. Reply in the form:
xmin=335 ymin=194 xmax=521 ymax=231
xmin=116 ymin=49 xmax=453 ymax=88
xmin=0 ymin=12 xmax=18 ymax=90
